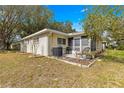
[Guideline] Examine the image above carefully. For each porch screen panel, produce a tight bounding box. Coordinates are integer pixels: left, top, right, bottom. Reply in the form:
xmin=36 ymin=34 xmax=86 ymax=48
xmin=82 ymin=38 xmax=88 ymax=46
xmin=74 ymin=38 xmax=80 ymax=46
xmin=74 ymin=38 xmax=80 ymax=51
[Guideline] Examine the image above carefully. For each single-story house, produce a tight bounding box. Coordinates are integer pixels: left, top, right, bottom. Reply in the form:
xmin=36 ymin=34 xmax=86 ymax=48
xmin=10 ymin=42 xmax=20 ymax=50
xmin=20 ymin=28 xmax=105 ymax=56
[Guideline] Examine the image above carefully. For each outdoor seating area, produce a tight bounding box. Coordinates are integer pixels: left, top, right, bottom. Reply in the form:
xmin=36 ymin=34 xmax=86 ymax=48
xmin=50 ymin=48 xmax=103 ymax=68
xmin=67 ymin=46 xmax=103 ymax=57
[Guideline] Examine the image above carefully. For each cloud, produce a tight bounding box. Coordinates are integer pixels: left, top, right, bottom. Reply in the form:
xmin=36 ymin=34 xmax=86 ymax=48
xmin=80 ymin=8 xmax=88 ymax=13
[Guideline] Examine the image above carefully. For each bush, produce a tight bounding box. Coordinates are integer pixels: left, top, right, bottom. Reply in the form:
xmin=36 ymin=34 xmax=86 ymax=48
xmin=117 ymin=45 xmax=124 ymax=50
xmin=107 ymin=45 xmax=118 ymax=49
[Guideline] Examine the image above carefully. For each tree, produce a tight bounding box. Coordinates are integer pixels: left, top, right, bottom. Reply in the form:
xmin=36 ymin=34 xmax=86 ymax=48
xmin=84 ymin=6 xmax=124 ymax=42
xmin=20 ymin=6 xmax=53 ymax=37
xmin=63 ymin=21 xmax=76 ymax=33
xmin=48 ymin=21 xmax=76 ymax=33
xmin=48 ymin=21 xmax=65 ymax=31
xmin=0 ymin=5 xmax=75 ymax=50
xmin=0 ymin=5 xmax=53 ymax=49
xmin=0 ymin=6 xmax=24 ymax=49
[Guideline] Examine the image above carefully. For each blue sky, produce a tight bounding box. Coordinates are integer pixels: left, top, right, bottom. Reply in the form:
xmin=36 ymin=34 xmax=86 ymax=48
xmin=47 ymin=5 xmax=92 ymax=32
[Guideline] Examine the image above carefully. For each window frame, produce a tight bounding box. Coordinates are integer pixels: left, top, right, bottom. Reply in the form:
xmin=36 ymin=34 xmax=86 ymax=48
xmin=57 ymin=38 xmax=66 ymax=45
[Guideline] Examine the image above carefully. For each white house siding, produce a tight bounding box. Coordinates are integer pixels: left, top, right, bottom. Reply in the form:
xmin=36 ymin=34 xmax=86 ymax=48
xmin=27 ymin=39 xmax=33 ymax=53
xmin=37 ymin=34 xmax=49 ymax=56
xmin=20 ymin=33 xmax=49 ymax=56
xmin=27 ymin=39 xmax=31 ymax=53
xmin=20 ymin=29 xmax=104 ymax=56
xmin=20 ymin=42 xmax=23 ymax=52
xmin=30 ymin=39 xmax=33 ymax=53
xmin=20 ymin=40 xmax=28 ymax=52
xmin=48 ymin=33 xmax=68 ymax=56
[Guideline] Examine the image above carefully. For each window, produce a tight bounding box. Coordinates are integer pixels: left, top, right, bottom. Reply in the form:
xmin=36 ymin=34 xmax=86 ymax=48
xmin=74 ymin=38 xmax=80 ymax=46
xmin=57 ymin=38 xmax=66 ymax=45
xmin=82 ymin=38 xmax=88 ymax=46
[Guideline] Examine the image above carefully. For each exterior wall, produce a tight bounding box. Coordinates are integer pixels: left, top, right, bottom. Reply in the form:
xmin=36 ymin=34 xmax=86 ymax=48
xmin=20 ymin=33 xmax=49 ymax=56
xmin=37 ymin=34 xmax=49 ymax=56
xmin=29 ymin=39 xmax=33 ymax=53
xmin=27 ymin=39 xmax=31 ymax=53
xmin=48 ymin=33 xmax=68 ymax=55
xmin=20 ymin=31 xmax=104 ymax=57
xmin=20 ymin=38 xmax=33 ymax=53
xmin=20 ymin=40 xmax=28 ymax=52
xmin=20 ymin=42 xmax=23 ymax=52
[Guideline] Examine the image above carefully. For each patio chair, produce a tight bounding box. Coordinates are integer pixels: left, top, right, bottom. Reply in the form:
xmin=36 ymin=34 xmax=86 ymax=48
xmin=73 ymin=48 xmax=82 ymax=57
xmin=81 ymin=47 xmax=92 ymax=59
xmin=82 ymin=47 xmax=90 ymax=54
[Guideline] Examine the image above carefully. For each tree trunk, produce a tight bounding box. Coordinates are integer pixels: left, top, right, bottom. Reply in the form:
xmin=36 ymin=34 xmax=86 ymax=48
xmin=1 ymin=40 xmax=11 ymax=50
xmin=6 ymin=43 xmax=10 ymax=50
xmin=4 ymin=41 xmax=11 ymax=50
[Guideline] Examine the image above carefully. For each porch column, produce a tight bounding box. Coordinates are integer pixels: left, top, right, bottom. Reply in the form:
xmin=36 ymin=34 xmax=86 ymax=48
xmin=72 ymin=39 xmax=75 ymax=53
xmin=80 ymin=37 xmax=82 ymax=52
xmin=89 ymin=38 xmax=91 ymax=52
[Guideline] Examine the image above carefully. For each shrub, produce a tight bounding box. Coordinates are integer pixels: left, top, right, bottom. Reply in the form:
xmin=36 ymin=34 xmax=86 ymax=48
xmin=117 ymin=44 xmax=124 ymax=50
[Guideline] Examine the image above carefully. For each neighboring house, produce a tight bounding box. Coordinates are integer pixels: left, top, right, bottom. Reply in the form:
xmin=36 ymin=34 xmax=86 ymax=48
xmin=10 ymin=42 xmax=20 ymax=50
xmin=20 ymin=28 xmax=104 ymax=56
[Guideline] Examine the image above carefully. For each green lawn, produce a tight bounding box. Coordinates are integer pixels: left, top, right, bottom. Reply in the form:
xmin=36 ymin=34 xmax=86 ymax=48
xmin=103 ymin=49 xmax=124 ymax=64
xmin=0 ymin=50 xmax=124 ymax=88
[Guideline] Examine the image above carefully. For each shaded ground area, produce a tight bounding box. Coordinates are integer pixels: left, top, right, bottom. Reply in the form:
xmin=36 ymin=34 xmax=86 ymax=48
xmin=0 ymin=50 xmax=124 ymax=88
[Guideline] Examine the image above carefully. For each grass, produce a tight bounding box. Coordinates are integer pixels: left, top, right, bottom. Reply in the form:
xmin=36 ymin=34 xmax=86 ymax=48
xmin=0 ymin=50 xmax=124 ymax=88
xmin=103 ymin=49 xmax=124 ymax=64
